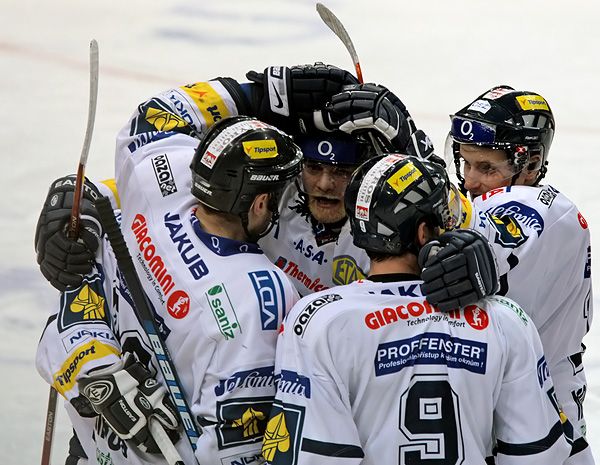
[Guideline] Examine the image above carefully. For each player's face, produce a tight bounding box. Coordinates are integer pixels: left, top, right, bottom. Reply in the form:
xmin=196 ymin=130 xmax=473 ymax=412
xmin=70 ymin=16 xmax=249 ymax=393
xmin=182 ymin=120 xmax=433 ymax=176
xmin=301 ymin=161 xmax=355 ymax=223
xmin=459 ymin=145 xmax=516 ymax=198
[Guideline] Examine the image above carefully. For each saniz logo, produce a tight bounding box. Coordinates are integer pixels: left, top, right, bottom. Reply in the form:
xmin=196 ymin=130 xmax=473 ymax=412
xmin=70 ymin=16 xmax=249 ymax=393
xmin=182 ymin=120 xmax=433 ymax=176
xmin=249 ymin=270 xmax=284 ymax=330
xmin=152 ymin=154 xmax=177 ymax=197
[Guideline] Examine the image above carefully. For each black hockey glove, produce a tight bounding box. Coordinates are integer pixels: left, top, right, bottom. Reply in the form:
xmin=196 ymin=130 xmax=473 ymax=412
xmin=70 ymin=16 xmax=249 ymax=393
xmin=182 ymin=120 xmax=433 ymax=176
xmin=418 ymin=229 xmax=500 ymax=312
xmin=246 ymin=62 xmax=359 ymax=134
xmin=318 ymin=83 xmax=414 ymax=149
xmin=34 ymin=175 xmax=102 ymax=291
xmin=78 ymin=353 xmax=180 ymax=454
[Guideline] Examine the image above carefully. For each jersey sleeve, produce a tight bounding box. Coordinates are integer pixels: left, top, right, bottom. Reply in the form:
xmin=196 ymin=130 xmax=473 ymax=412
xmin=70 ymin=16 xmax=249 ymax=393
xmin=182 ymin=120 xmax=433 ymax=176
xmin=36 ymin=249 xmax=121 ymax=401
xmin=263 ymin=303 xmax=363 ymax=465
xmin=491 ymin=297 xmax=571 ymax=465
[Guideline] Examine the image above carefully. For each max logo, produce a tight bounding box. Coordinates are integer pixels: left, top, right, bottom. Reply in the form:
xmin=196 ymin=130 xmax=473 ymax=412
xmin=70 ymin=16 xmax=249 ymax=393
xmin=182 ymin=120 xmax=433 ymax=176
xmin=249 ymin=271 xmax=282 ymax=330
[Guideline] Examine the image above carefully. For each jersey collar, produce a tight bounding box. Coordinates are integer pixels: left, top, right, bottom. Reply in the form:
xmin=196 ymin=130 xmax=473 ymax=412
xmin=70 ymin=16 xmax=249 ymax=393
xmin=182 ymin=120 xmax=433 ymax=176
xmin=367 ymin=273 xmax=421 ymax=283
xmin=190 ymin=214 xmax=263 ymax=256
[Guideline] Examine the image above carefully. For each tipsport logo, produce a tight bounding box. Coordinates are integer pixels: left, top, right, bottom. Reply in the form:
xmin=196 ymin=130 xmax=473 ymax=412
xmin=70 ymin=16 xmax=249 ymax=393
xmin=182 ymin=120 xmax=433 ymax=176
xmin=248 ymin=270 xmax=284 ymax=330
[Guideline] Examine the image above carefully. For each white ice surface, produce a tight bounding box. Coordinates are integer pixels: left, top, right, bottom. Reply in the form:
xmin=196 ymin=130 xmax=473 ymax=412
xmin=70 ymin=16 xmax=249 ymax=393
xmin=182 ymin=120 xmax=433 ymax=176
xmin=0 ymin=1 xmax=598 ymax=463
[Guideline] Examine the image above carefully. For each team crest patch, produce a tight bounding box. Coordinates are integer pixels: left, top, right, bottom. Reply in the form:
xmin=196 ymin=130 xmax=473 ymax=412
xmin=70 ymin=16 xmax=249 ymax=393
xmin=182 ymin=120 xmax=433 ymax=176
xmin=489 ymin=214 xmax=528 ymax=248
xmin=262 ymin=401 xmax=305 ymax=465
xmin=59 ymin=277 xmax=110 ymax=332
xmin=216 ymin=397 xmax=273 ymax=449
xmin=332 ymin=255 xmax=366 ymax=285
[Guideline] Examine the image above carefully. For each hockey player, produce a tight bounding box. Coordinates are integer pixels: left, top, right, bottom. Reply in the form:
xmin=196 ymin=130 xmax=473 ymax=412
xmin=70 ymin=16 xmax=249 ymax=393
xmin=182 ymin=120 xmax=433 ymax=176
xmin=348 ymin=84 xmax=593 ymax=463
xmin=440 ymin=86 xmax=593 ymax=464
xmin=35 ymin=66 xmax=496 ymax=307
xmin=37 ymin=116 xmax=303 ymax=465
xmin=263 ymin=153 xmax=571 ymax=465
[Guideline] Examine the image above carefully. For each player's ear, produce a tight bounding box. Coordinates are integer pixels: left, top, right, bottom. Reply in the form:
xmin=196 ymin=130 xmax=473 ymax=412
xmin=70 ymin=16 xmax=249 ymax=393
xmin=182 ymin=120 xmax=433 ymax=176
xmin=250 ymin=193 xmax=270 ymax=213
xmin=416 ymin=221 xmax=430 ymax=248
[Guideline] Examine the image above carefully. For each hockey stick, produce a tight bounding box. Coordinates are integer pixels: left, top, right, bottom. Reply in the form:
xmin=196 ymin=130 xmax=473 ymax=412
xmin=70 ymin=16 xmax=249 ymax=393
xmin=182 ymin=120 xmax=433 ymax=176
xmin=316 ymin=3 xmax=383 ymax=155
xmin=40 ymin=39 xmax=99 ymax=465
xmin=150 ymin=420 xmax=186 ymax=465
xmin=95 ymin=196 xmax=200 ymax=464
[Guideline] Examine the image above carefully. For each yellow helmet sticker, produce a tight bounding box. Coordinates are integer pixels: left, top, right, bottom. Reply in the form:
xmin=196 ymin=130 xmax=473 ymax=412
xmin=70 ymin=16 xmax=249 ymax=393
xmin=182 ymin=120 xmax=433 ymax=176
xmin=386 ymin=162 xmax=422 ymax=194
xmin=242 ymin=139 xmax=279 ymax=159
xmin=516 ymin=95 xmax=549 ymax=111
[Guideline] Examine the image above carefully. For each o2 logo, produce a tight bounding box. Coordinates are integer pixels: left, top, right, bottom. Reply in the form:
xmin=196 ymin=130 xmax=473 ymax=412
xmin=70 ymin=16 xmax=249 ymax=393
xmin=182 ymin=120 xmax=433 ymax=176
xmin=318 ymin=140 xmax=336 ymax=161
xmin=459 ymin=120 xmax=474 ymax=141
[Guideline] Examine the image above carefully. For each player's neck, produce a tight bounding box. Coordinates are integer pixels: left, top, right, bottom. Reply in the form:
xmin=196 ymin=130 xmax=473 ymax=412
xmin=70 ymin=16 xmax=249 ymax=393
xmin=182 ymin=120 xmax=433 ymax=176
xmin=194 ymin=205 xmax=247 ymax=242
xmin=368 ymin=254 xmax=421 ymax=277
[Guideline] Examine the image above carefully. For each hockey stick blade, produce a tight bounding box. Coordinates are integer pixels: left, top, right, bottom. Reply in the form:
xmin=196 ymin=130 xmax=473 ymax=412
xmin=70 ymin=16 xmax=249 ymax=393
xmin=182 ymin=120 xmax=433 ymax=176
xmin=95 ymin=197 xmax=201 ymax=462
xmin=316 ymin=3 xmax=363 ymax=83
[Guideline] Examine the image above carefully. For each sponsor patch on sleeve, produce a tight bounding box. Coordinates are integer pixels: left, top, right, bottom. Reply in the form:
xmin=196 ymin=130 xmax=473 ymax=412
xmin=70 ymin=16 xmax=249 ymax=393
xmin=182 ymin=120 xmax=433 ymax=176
xmin=58 ymin=278 xmax=110 ymax=332
xmin=216 ymin=397 xmax=273 ymax=449
xmin=52 ymin=339 xmax=120 ymax=395
xmin=181 ymin=82 xmax=231 ymax=125
xmin=262 ymin=401 xmax=305 ymax=464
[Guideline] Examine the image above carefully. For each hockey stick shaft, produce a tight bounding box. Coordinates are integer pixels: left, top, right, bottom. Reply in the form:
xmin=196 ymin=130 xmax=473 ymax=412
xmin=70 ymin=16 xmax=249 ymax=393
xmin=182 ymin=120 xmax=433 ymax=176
xmin=41 ymin=40 xmax=99 ymax=465
xmin=316 ymin=3 xmax=383 ymax=155
xmin=95 ymin=196 xmax=200 ymax=462
xmin=68 ymin=39 xmax=99 ymax=240
xmin=150 ymin=420 xmax=185 ymax=465
xmin=40 ymin=387 xmax=57 ymax=465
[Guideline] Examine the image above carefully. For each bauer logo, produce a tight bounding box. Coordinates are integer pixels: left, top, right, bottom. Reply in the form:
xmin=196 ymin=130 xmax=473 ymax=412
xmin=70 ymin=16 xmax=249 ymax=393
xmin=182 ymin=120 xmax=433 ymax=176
xmin=249 ymin=271 xmax=282 ymax=330
xmin=242 ymin=140 xmax=279 ymax=159
xmin=249 ymin=174 xmax=280 ymax=182
xmin=152 ymin=154 xmax=177 ymax=197
xmin=374 ymin=332 xmax=487 ymax=376
xmin=293 ymin=294 xmax=342 ymax=337
xmin=516 ymin=94 xmax=549 ymax=111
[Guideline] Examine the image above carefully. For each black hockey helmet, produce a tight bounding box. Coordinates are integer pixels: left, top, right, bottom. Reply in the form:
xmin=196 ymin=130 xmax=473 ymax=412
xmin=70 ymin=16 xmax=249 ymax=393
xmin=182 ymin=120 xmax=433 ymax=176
xmin=191 ymin=116 xmax=302 ymax=227
xmin=344 ymin=154 xmax=456 ymax=255
xmin=447 ymin=85 xmax=555 ymax=185
xmin=294 ymin=130 xmax=375 ymax=166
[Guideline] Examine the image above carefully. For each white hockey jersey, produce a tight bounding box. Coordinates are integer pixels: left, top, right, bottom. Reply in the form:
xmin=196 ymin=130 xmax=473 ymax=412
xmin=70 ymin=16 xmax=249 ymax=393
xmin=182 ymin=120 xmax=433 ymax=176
xmin=265 ymin=277 xmax=571 ymax=465
xmin=259 ymin=182 xmax=369 ymax=296
xmin=463 ymin=185 xmax=593 ymax=368
xmin=113 ymin=83 xmax=299 ymax=465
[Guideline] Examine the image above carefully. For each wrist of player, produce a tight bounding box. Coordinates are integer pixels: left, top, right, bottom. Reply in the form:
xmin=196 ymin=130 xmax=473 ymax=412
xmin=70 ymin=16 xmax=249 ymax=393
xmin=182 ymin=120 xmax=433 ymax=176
xmin=418 ymin=229 xmax=499 ymax=312
xmin=78 ymin=354 xmax=180 ymax=454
